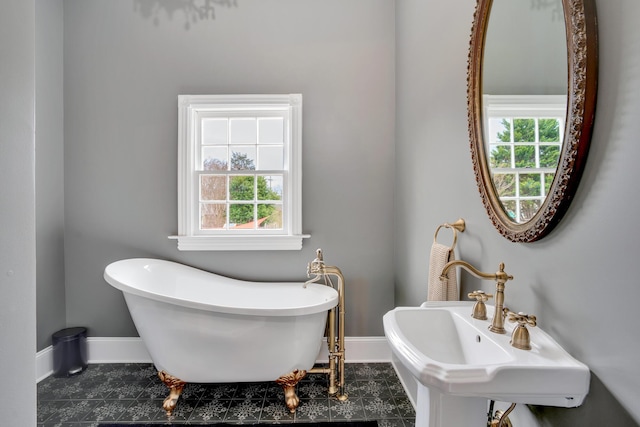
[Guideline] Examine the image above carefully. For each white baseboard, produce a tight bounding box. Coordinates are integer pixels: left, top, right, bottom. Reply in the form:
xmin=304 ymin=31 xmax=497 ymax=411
xmin=86 ymin=337 xmax=153 ymax=364
xmin=317 ymin=336 xmax=391 ymax=363
xmin=36 ymin=346 xmax=54 ymax=383
xmin=37 ymin=336 xmax=391 ymax=383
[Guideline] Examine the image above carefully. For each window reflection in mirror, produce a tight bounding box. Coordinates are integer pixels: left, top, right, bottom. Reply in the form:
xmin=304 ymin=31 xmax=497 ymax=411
xmin=483 ymin=95 xmax=566 ymax=223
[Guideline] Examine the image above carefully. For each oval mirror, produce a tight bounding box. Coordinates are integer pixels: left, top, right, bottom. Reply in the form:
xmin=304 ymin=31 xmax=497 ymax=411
xmin=468 ymin=0 xmax=598 ymax=242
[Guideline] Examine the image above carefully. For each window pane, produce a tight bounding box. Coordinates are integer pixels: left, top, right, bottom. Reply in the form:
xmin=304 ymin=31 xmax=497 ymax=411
xmin=202 ymin=118 xmax=228 ymax=145
xmin=514 ymin=145 xmax=536 ymax=168
xmin=201 ymin=146 xmax=228 ymax=170
xmin=230 ymin=118 xmax=257 ymax=144
xmin=539 ymin=145 xmax=560 ymax=168
xmin=229 ymin=176 xmax=255 ymax=200
xmin=520 ymin=199 xmax=541 ymax=222
xmin=489 ymin=117 xmax=511 ymax=142
xmin=493 ymin=173 xmax=515 ymax=197
xmin=258 ymin=117 xmax=284 ymax=144
xmin=229 ymin=204 xmax=255 ymax=228
xmin=544 ymin=172 xmax=555 ymax=194
xmin=539 ymin=118 xmax=561 ymax=142
xmin=490 ymin=145 xmax=512 ymax=168
xmin=229 ymin=148 xmax=257 ymax=170
xmin=519 ymin=173 xmax=542 ymax=197
xmin=200 ymin=175 xmax=227 ymax=201
xmin=513 ymin=118 xmax=535 ymax=142
xmin=501 ymin=200 xmax=517 ymax=220
xmin=258 ymin=204 xmax=282 ymax=229
xmin=258 ymin=175 xmax=283 ymax=200
xmin=200 ymin=203 xmax=227 ymax=229
xmin=258 ymin=146 xmax=284 ymax=170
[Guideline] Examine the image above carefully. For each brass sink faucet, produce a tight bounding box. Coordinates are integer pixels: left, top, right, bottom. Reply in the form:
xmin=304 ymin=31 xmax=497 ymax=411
xmin=440 ymin=260 xmax=514 ymax=334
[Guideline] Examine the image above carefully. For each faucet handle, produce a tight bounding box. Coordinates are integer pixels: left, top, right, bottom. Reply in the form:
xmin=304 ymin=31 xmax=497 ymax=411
xmin=507 ymin=311 xmax=537 ymax=326
xmin=507 ymin=311 xmax=537 ymax=350
xmin=468 ymin=290 xmax=492 ymax=302
xmin=467 ymin=290 xmax=493 ymax=320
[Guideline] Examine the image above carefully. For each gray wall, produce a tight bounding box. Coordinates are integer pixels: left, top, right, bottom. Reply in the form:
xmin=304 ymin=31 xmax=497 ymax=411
xmin=61 ymin=0 xmax=395 ymax=338
xmin=0 ymin=0 xmax=37 ymax=423
xmin=483 ymin=0 xmax=567 ymax=95
xmin=395 ymin=0 xmax=640 ymax=425
xmin=36 ymin=0 xmax=67 ymax=350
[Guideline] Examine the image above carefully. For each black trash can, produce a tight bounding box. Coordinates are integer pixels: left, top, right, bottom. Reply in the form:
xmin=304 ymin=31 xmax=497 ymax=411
xmin=52 ymin=327 xmax=88 ymax=378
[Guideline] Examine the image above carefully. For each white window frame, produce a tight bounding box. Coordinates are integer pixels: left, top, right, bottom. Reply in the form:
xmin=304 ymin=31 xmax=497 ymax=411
xmin=170 ymin=94 xmax=309 ymax=250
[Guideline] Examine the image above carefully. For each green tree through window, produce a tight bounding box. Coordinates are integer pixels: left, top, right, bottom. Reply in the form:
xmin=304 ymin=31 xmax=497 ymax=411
xmin=490 ymin=117 xmax=562 ymax=222
xmin=228 ymin=152 xmax=281 ymax=227
xmin=200 ymin=153 xmax=282 ymax=228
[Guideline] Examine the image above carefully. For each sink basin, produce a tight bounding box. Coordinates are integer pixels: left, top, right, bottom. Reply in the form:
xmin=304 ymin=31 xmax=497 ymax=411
xmin=383 ymin=302 xmax=590 ymax=426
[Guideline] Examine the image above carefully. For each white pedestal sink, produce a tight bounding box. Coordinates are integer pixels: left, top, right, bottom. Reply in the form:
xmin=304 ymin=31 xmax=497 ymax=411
xmin=383 ymin=302 xmax=590 ymax=427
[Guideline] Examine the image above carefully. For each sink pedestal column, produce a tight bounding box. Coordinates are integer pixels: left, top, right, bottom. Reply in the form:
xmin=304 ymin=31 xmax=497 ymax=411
xmin=416 ymin=385 xmax=487 ymax=427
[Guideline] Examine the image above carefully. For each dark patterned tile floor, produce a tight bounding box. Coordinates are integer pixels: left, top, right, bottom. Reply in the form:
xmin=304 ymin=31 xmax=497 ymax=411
xmin=37 ymin=363 xmax=415 ymax=426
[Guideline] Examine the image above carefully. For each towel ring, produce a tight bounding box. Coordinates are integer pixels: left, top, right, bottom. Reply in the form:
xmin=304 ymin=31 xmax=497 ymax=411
xmin=433 ymin=218 xmax=466 ymax=250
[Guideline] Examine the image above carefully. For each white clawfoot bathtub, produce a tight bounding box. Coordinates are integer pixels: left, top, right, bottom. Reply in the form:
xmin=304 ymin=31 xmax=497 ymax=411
xmin=104 ymin=258 xmax=339 ymax=414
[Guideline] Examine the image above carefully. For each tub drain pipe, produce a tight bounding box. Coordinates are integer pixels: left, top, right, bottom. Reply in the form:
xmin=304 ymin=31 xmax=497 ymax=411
xmin=306 ymin=249 xmax=348 ymax=401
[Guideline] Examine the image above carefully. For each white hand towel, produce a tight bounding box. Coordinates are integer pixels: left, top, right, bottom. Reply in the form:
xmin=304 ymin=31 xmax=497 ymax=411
xmin=427 ymin=242 xmax=459 ymax=301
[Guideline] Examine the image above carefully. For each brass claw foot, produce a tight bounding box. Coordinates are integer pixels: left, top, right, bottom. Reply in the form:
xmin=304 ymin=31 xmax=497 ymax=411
xmin=275 ymin=369 xmax=307 ymax=413
xmin=158 ymin=370 xmax=186 ymax=416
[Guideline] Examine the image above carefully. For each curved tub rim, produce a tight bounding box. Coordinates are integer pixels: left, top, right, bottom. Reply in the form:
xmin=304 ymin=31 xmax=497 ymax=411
xmin=104 ymin=257 xmax=339 ymax=317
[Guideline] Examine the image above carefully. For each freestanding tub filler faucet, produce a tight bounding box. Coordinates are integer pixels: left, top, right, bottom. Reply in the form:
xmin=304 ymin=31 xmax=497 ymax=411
xmin=304 ymin=248 xmax=348 ymax=402
xmin=440 ymin=260 xmax=514 ymax=334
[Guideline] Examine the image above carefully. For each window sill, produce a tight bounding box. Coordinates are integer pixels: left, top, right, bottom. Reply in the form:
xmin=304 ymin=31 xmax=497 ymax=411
xmin=168 ymin=234 xmax=311 ymax=251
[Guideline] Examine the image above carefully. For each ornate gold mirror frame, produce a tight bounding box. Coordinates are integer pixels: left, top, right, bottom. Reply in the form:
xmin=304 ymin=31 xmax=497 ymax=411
xmin=467 ymin=0 xmax=598 ymax=242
